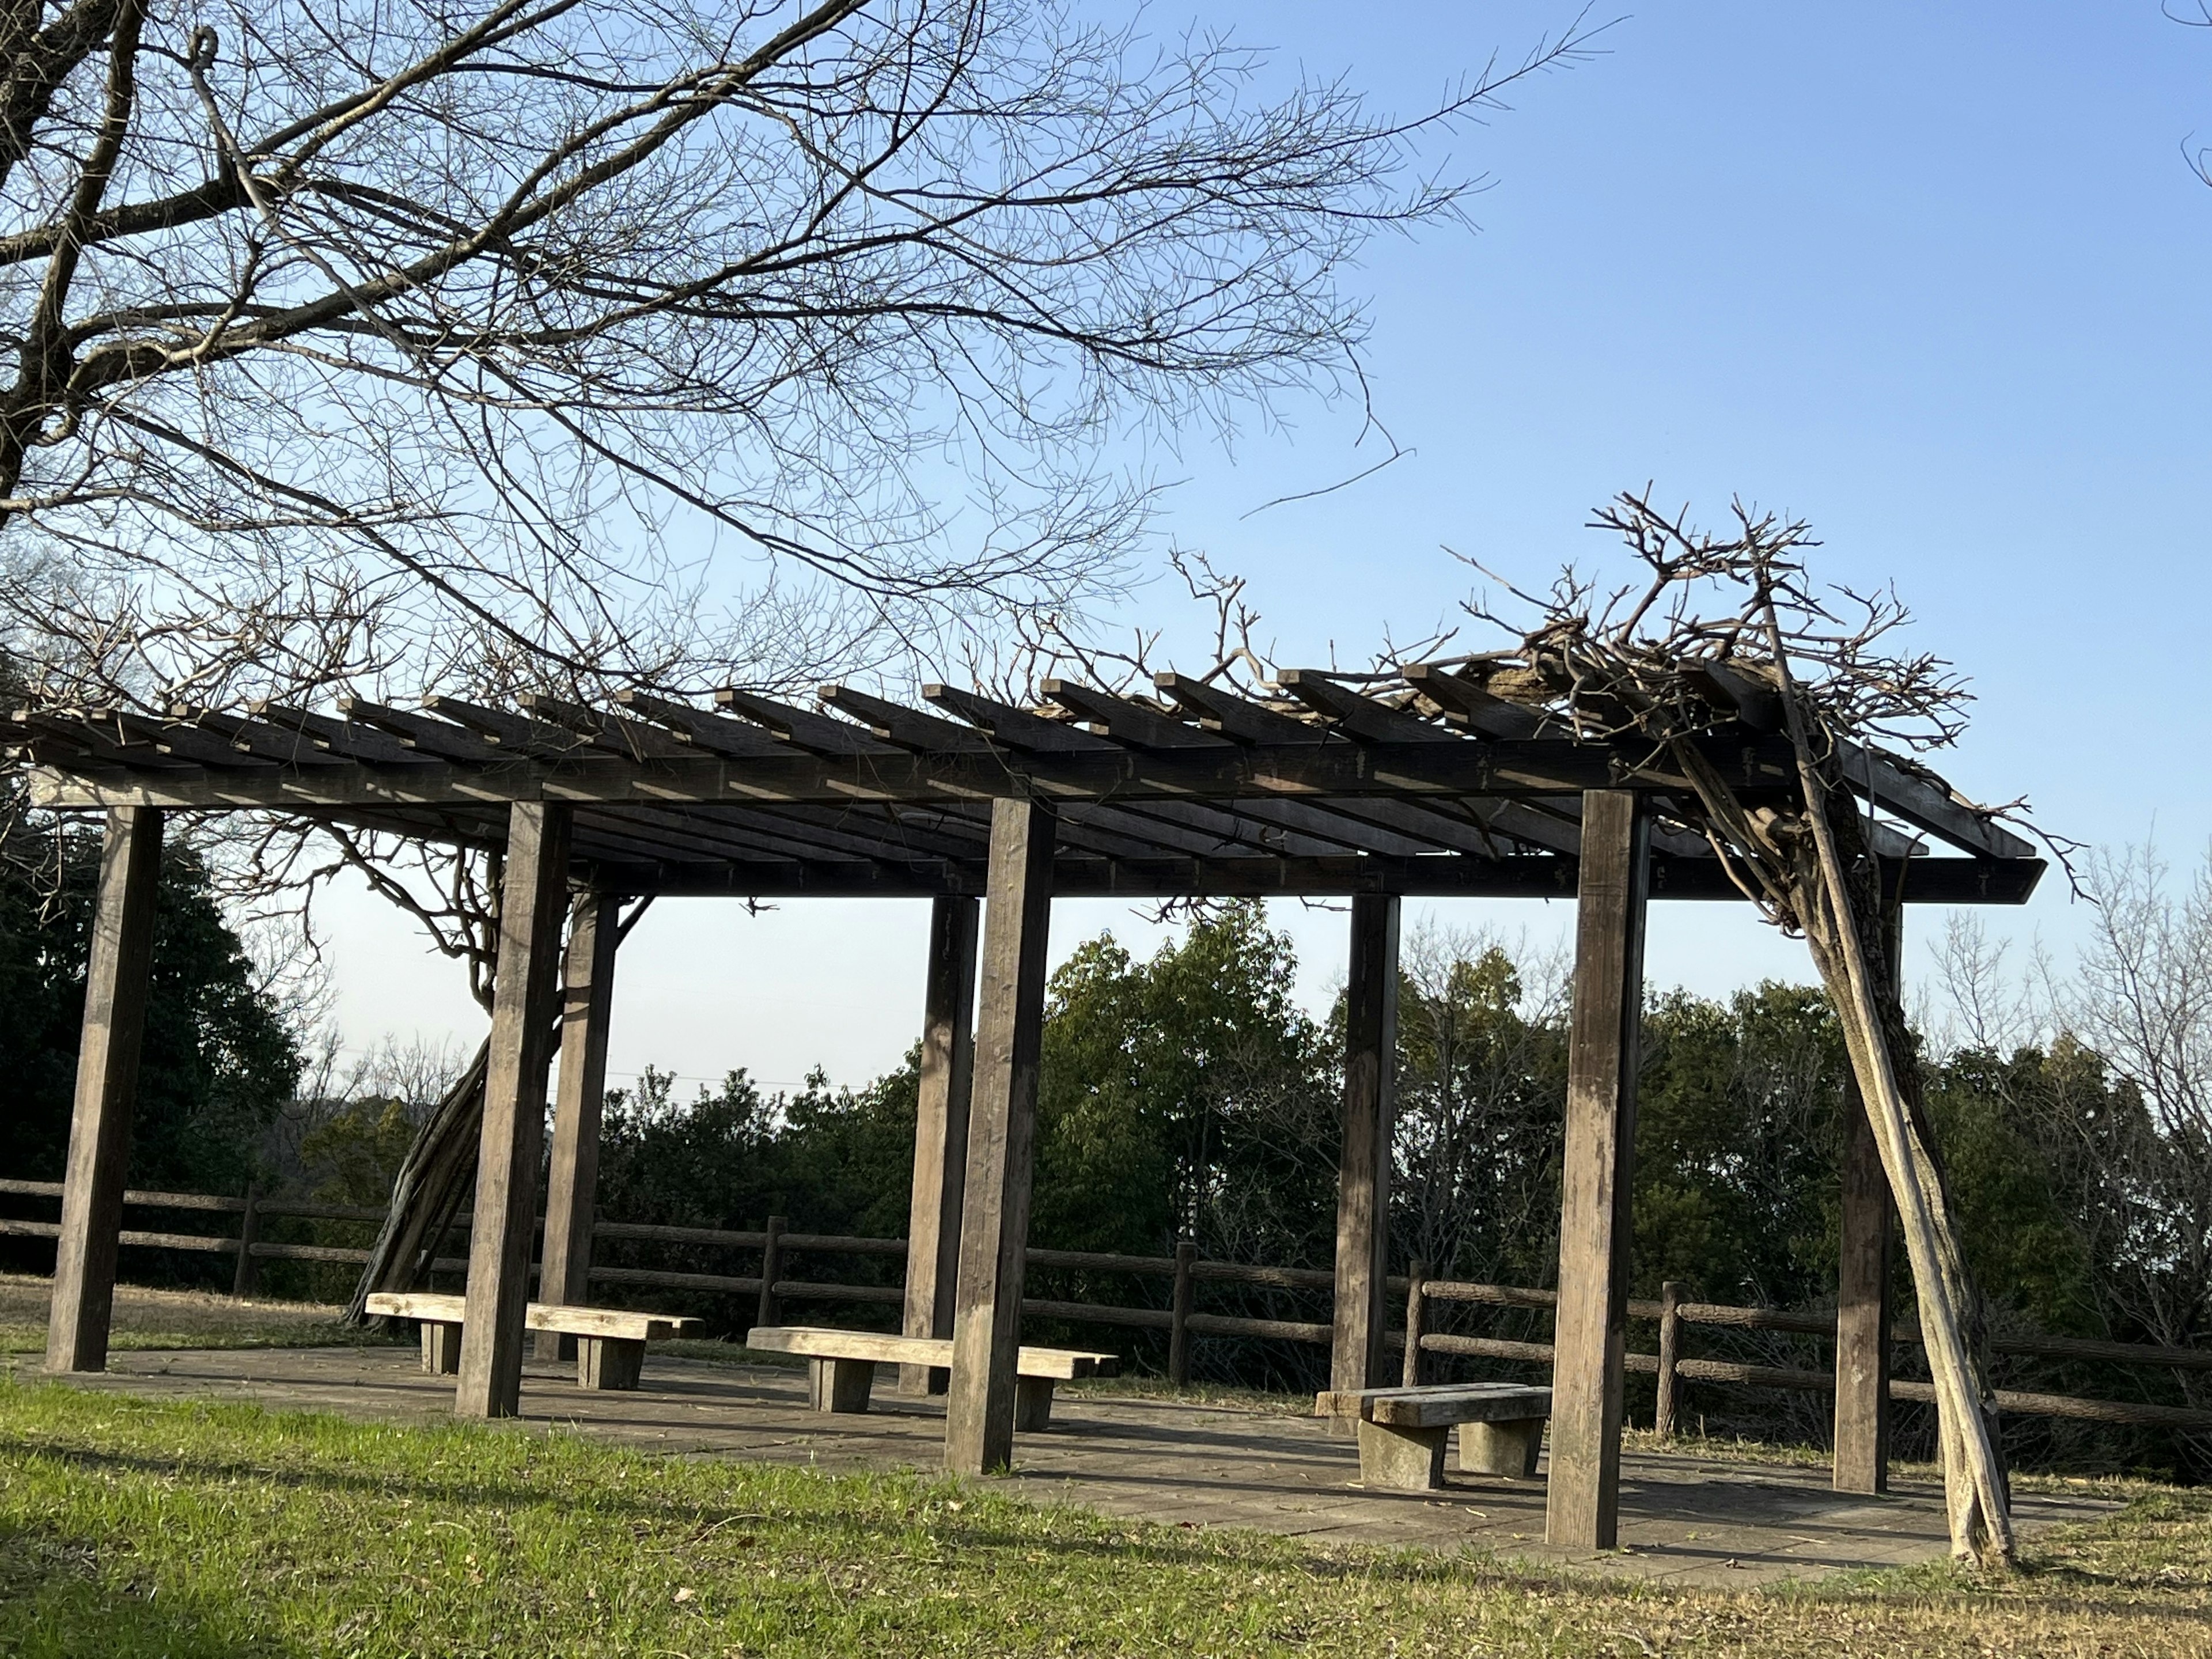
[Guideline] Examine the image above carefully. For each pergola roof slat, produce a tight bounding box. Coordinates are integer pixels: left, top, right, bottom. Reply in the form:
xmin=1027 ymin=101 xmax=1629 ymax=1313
xmin=922 ymin=685 xmax=1115 ymax=752
xmin=9 ymin=665 xmax=2044 ymax=906
xmin=338 ymin=698 xmax=503 ymax=763
xmin=714 ymin=688 xmax=901 ymax=756
xmin=609 ymin=690 xmax=791 ymax=758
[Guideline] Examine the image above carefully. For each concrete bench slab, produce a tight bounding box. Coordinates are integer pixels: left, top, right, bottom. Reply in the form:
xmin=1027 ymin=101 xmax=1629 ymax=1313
xmin=1315 ymin=1383 xmax=1551 ymax=1491
xmin=365 ymin=1292 xmax=699 ymax=1392
xmin=746 ymin=1325 xmax=1118 ymax=1429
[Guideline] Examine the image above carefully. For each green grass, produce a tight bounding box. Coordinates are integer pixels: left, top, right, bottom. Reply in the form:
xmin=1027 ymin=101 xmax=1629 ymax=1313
xmin=1 ymin=1381 xmax=2207 ymax=1658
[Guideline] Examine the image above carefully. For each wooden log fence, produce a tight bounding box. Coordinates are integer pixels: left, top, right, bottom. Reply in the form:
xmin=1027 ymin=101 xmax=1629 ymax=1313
xmin=5 ymin=1176 xmax=2208 ymax=1433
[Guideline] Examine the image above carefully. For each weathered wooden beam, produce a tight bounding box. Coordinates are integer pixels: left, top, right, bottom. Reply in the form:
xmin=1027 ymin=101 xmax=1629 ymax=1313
xmin=1276 ymin=670 xmax=1460 ymax=744
xmin=24 ymin=730 xmax=1811 ymax=811
xmin=923 ymin=685 xmax=1111 ymax=752
xmin=1838 ymin=743 xmax=2036 ymax=861
xmin=1153 ymin=673 xmax=1338 ymax=746
xmin=247 ymin=703 xmax=438 ymax=767
xmin=945 ymin=798 xmax=1055 ymax=1474
xmin=900 ymin=896 xmax=981 ymax=1396
xmin=715 ymin=688 xmax=899 ymax=756
xmin=587 ymin=852 xmax=2039 ymax=904
xmin=171 ymin=708 xmax=350 ymax=767
xmin=45 ymin=808 xmax=164 ymax=1373
xmin=1330 ymin=894 xmax=1401 ymax=1393
xmin=819 ymin=684 xmax=993 ymax=752
xmin=1400 ymin=664 xmax=1556 ymax=738
xmin=1547 ymin=790 xmax=1649 ymax=1552
xmin=611 ymin=690 xmax=789 ymax=757
xmin=456 ymin=801 xmax=574 ymax=1419
xmin=336 ymin=698 xmax=502 ymax=763
xmin=516 ymin=693 xmax=697 ymax=760
xmin=536 ymin=892 xmax=620 ymax=1362
xmin=1039 ymin=680 xmax=1228 ymax=749
xmin=1835 ymin=902 xmax=1903 ymax=1494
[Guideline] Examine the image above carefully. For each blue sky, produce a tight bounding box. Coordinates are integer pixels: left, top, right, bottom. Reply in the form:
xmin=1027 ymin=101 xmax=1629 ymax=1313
xmin=321 ymin=3 xmax=2212 ymax=1094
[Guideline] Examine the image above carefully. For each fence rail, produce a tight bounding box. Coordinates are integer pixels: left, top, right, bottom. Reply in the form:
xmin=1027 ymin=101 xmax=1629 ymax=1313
xmin=4 ymin=1177 xmax=2207 ymax=1433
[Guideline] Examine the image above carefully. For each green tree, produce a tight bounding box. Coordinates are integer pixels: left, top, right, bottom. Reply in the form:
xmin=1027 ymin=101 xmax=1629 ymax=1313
xmin=0 ymin=816 xmax=303 ymax=1200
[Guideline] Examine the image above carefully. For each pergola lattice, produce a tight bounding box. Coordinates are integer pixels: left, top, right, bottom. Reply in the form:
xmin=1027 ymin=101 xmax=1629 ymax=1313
xmin=10 ymin=665 xmax=2041 ymax=1549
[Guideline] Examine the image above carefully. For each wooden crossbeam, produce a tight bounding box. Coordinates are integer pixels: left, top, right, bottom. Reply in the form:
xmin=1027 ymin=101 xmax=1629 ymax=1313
xmin=516 ymin=694 xmax=696 ymax=760
xmin=715 ymin=688 xmax=899 ymax=756
xmin=611 ymin=690 xmax=789 ymax=757
xmin=1153 ymin=673 xmax=1337 ymax=745
xmin=338 ymin=698 xmax=502 ymax=763
xmin=1839 ymin=743 xmax=2036 ymax=861
xmin=819 ymin=684 xmax=992 ymax=752
xmin=1400 ymin=665 xmax=1555 ymax=738
xmin=1040 ymin=680 xmax=1228 ymax=749
xmin=585 ymin=851 xmax=2040 ymax=903
xmin=1277 ymin=670 xmax=1460 ymax=744
xmin=171 ymin=708 xmax=350 ymax=767
xmin=248 ymin=704 xmax=436 ymax=767
xmin=923 ymin=685 xmax=1112 ymax=752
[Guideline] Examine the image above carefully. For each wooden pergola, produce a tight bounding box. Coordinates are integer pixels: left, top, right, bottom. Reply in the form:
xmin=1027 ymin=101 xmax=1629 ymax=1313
xmin=10 ymin=666 xmax=2041 ymax=1549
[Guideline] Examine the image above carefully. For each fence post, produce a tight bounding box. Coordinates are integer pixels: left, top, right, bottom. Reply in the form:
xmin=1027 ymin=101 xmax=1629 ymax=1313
xmin=230 ymin=1184 xmax=262 ymax=1298
xmin=1401 ymin=1260 xmax=1429 ymax=1388
xmin=1168 ymin=1240 xmax=1198 ymax=1386
xmin=1655 ymin=1279 xmax=1686 ymax=1438
xmin=753 ymin=1215 xmax=787 ymax=1335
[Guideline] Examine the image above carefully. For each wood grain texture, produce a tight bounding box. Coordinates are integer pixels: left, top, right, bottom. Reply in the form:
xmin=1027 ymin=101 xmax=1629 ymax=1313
xmin=1835 ymin=903 xmax=1902 ymax=1494
xmin=945 ymin=797 xmax=1055 ymax=1474
xmin=46 ymin=808 xmax=164 ymax=1374
xmin=537 ymin=893 xmax=619 ymax=1362
xmin=900 ymin=895 xmax=979 ymax=1394
xmin=1331 ymin=893 xmax=1400 ymax=1393
xmin=748 ymin=1324 xmax=1115 ymax=1379
xmin=456 ymin=801 xmax=574 ymax=1419
xmin=1546 ymin=791 xmax=1649 ymax=1551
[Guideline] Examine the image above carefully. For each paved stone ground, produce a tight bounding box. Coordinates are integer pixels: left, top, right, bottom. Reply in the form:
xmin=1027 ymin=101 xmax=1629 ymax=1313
xmin=12 ymin=1343 xmax=2118 ymax=1588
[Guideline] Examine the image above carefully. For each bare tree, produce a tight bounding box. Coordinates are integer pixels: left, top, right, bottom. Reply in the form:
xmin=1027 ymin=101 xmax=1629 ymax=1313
xmin=2063 ymin=845 xmax=2212 ymax=1366
xmin=0 ymin=0 xmax=1603 ymax=711
xmin=1448 ymin=488 xmax=2037 ymax=1564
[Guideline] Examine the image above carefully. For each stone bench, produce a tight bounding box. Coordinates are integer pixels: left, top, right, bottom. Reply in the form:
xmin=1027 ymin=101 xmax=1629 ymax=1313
xmin=366 ymin=1292 xmax=699 ymax=1391
xmin=1315 ymin=1382 xmax=1552 ymax=1492
xmin=745 ymin=1325 xmax=1118 ymax=1430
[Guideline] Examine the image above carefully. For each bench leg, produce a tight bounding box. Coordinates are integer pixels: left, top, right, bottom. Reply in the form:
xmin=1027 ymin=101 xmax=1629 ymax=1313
xmin=808 ymin=1356 xmax=877 ymax=1413
xmin=1013 ymin=1377 xmax=1056 ymax=1433
xmin=420 ymin=1321 xmax=462 ymax=1375
xmin=1459 ymin=1417 xmax=1544 ymax=1478
xmin=576 ymin=1336 xmax=646 ymax=1391
xmin=1356 ymin=1419 xmax=1449 ymax=1491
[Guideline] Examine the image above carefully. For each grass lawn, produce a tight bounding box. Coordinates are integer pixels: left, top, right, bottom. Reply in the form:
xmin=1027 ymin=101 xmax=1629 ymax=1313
xmin=1 ymin=1380 xmax=2207 ymax=1658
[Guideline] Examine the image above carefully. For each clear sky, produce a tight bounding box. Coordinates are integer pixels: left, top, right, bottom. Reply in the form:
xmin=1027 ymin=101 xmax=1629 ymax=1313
xmin=319 ymin=2 xmax=2212 ymax=1099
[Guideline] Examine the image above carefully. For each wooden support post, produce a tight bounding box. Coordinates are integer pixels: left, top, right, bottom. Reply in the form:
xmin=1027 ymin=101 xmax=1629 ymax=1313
xmin=1331 ymin=893 xmax=1400 ymax=1394
xmin=944 ymin=797 xmax=1054 ymax=1475
xmin=232 ymin=1184 xmax=262 ymax=1298
xmin=1835 ymin=904 xmax=1902 ymax=1494
xmin=755 ymin=1216 xmax=787 ymax=1333
xmin=1169 ymin=1240 xmax=1199 ymax=1387
xmin=455 ymin=801 xmax=573 ymax=1420
xmin=1654 ymin=1279 xmax=1686 ymax=1438
xmin=1402 ymin=1260 xmax=1429 ymax=1389
xmin=1546 ymin=790 xmax=1649 ymax=1551
xmin=46 ymin=807 xmax=164 ymax=1375
xmin=900 ymin=895 xmax=980 ymax=1395
xmin=537 ymin=893 xmax=620 ymax=1362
